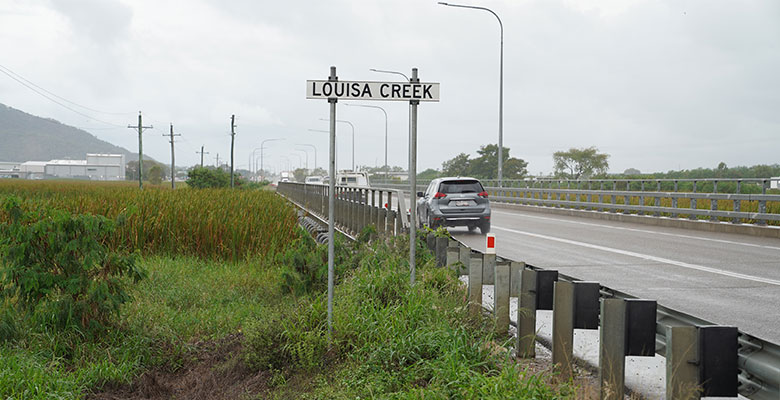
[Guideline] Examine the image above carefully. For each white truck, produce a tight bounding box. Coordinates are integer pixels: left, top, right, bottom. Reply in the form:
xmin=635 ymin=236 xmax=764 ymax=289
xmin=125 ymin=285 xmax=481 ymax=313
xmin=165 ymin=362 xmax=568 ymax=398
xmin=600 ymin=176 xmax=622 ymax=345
xmin=336 ymin=171 xmax=370 ymax=187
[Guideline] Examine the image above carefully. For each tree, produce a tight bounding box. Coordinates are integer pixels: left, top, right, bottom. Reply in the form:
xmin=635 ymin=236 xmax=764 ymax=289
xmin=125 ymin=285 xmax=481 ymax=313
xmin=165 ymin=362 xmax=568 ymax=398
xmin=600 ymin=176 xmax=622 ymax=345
xmin=148 ymin=165 xmax=163 ymax=185
xmin=292 ymin=168 xmax=308 ymax=183
xmin=441 ymin=153 xmax=470 ymax=177
xmin=417 ymin=168 xmax=440 ymax=181
xmin=623 ymin=168 xmax=641 ymax=175
xmin=186 ymin=166 xmax=232 ymax=188
xmin=125 ymin=160 xmax=169 ymax=182
xmin=441 ymin=144 xmax=527 ymax=180
xmin=553 ymin=147 xmax=610 ymax=179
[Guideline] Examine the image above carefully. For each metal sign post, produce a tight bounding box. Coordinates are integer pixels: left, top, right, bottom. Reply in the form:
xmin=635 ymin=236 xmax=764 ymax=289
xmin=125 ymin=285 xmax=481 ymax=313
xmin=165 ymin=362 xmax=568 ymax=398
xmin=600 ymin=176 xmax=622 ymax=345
xmin=327 ymin=66 xmax=337 ymax=344
xmin=409 ymin=68 xmax=419 ymax=285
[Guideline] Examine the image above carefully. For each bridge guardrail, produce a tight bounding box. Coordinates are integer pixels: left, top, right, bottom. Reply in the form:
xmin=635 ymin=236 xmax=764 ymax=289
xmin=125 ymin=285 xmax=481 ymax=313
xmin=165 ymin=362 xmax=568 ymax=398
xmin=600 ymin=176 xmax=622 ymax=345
xmin=277 ymin=182 xmax=408 ymax=236
xmin=279 ymin=181 xmax=779 ymax=400
xmin=371 ymin=180 xmax=780 ymax=226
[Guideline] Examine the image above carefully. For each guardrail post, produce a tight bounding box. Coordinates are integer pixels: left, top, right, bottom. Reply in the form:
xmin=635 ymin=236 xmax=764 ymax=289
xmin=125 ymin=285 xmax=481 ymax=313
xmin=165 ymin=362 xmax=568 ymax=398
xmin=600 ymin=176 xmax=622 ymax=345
xmin=690 ymin=181 xmax=698 ymax=220
xmin=468 ymin=253 xmax=483 ymax=317
xmin=600 ymin=299 xmax=657 ymax=399
xmin=446 ymin=239 xmax=459 ymax=269
xmin=758 ymin=198 xmax=767 ymax=226
xmin=552 ymin=280 xmax=575 ymax=381
xmin=494 ymin=260 xmax=510 ymax=335
xmin=639 ymin=181 xmax=645 ymax=216
xmin=482 ymin=253 xmax=496 ymax=285
xmin=665 ymin=326 xmax=700 ymax=400
xmin=435 ymin=236 xmax=448 ymax=267
xmin=376 ymin=190 xmax=385 ymax=233
xmin=387 ymin=209 xmax=397 ymax=236
xmin=710 ymin=182 xmax=719 ymax=222
xmin=510 ymin=261 xmax=524 ymax=298
xmin=600 ymin=299 xmax=627 ymax=400
xmin=516 ymin=269 xmax=537 ymax=358
xmin=457 ymin=243 xmax=470 ymax=276
xmin=378 ymin=205 xmax=387 ymax=235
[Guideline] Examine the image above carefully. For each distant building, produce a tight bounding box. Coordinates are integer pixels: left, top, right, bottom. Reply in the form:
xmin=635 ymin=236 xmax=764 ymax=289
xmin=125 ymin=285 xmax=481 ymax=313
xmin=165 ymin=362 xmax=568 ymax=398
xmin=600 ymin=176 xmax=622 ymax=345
xmin=46 ymin=154 xmax=125 ymax=180
xmin=0 ymin=153 xmax=125 ymax=180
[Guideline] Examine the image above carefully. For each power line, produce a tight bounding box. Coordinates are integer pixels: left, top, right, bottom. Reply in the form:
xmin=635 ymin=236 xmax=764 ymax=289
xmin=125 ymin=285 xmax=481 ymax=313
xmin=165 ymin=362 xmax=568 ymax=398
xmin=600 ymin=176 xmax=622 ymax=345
xmin=0 ymin=64 xmax=128 ymax=128
xmin=0 ymin=63 xmax=134 ymax=116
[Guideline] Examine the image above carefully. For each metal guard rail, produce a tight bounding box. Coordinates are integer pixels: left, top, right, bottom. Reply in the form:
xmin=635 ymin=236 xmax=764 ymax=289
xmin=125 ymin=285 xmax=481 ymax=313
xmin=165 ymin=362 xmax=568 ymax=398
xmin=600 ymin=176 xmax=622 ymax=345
xmin=277 ymin=182 xmax=408 ymax=236
xmin=371 ymin=182 xmax=780 ymax=225
xmin=279 ymin=181 xmax=779 ymax=400
xmin=498 ymin=256 xmax=780 ymax=400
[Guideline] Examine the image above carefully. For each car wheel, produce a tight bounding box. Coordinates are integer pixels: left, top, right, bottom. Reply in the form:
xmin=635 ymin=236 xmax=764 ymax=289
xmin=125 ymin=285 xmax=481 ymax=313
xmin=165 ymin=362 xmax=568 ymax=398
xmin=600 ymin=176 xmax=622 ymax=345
xmin=479 ymin=221 xmax=491 ymax=234
xmin=427 ymin=215 xmax=437 ymax=230
xmin=467 ymin=224 xmax=476 ymax=233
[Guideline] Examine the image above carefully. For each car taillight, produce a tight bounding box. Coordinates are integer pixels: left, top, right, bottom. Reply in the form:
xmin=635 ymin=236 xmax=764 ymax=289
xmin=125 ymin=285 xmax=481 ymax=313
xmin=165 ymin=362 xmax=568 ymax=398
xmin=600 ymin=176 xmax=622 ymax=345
xmin=433 ymin=192 xmax=447 ymax=199
xmin=478 ymin=191 xmax=489 ymax=198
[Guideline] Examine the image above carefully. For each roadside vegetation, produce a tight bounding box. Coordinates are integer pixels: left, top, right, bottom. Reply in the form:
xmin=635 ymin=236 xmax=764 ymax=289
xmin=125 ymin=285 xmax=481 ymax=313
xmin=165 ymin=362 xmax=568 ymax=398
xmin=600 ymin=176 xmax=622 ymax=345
xmin=0 ymin=180 xmax=576 ymax=399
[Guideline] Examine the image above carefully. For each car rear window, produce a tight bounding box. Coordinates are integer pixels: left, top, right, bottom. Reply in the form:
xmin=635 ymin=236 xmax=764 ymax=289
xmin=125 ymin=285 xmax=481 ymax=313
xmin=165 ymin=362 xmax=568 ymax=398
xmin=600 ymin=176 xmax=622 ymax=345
xmin=439 ymin=180 xmax=484 ymax=194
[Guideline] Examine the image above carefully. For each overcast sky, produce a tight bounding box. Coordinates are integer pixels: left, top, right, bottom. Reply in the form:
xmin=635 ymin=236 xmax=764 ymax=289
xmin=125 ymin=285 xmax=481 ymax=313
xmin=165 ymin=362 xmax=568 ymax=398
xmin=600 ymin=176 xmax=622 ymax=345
xmin=1 ymin=0 xmax=778 ymax=175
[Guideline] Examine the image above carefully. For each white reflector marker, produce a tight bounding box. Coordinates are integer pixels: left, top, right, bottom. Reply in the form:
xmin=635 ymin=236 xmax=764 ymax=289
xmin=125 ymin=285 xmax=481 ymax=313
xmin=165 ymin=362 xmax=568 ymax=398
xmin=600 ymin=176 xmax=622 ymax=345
xmin=486 ymin=233 xmax=496 ymax=254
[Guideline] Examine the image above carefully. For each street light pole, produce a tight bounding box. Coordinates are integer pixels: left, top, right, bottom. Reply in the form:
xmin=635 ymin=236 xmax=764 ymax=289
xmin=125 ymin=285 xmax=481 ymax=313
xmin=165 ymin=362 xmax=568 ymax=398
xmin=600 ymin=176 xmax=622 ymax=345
xmin=369 ymin=68 xmax=411 ymax=183
xmin=295 ymin=149 xmax=309 ymax=170
xmin=345 ymin=103 xmax=388 ymax=181
xmin=320 ymin=118 xmax=355 ymax=171
xmin=260 ymin=138 xmax=284 ymax=181
xmin=296 ymin=143 xmax=317 ymax=170
xmin=439 ymin=2 xmax=504 ymax=186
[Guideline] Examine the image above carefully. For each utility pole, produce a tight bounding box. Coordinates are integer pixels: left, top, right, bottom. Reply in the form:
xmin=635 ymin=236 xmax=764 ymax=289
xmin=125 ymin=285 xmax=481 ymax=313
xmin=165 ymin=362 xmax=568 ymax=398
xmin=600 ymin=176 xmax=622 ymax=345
xmin=230 ymin=115 xmax=237 ymax=187
xmin=215 ymin=153 xmax=220 ymax=168
xmin=127 ymin=111 xmax=153 ymax=189
xmin=197 ymin=146 xmax=209 ymax=168
xmin=165 ymin=124 xmax=181 ymax=189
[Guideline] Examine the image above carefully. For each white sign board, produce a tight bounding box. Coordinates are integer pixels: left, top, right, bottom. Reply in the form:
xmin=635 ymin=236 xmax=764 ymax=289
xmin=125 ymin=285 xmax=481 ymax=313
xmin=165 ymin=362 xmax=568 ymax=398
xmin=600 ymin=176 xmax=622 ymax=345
xmin=306 ymin=80 xmax=440 ymax=102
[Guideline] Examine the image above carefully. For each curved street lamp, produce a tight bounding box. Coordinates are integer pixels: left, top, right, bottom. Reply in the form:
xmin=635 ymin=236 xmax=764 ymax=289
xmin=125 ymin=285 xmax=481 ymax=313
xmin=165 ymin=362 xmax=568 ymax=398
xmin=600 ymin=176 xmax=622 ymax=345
xmin=257 ymin=138 xmax=284 ymax=180
xmin=320 ymin=118 xmax=355 ymax=171
xmin=296 ymin=143 xmax=317 ymax=170
xmin=345 ymin=103 xmax=388 ymax=181
xmin=438 ymin=1 xmax=504 ymax=186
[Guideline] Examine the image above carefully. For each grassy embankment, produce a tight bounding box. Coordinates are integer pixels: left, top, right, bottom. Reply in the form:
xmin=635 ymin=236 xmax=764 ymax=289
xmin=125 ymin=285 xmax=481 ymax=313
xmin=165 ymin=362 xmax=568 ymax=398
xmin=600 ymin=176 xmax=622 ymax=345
xmin=0 ymin=180 xmax=576 ymax=399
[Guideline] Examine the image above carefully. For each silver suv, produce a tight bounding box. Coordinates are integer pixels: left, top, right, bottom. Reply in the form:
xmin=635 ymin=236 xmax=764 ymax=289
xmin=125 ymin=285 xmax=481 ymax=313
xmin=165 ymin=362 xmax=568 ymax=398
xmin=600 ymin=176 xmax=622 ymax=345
xmin=416 ymin=177 xmax=491 ymax=234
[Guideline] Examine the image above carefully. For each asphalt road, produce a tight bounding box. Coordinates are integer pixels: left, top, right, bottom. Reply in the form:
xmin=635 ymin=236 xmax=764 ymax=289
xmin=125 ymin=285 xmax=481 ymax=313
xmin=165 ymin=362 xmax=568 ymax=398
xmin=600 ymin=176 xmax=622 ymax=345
xmin=438 ymin=205 xmax=780 ymax=343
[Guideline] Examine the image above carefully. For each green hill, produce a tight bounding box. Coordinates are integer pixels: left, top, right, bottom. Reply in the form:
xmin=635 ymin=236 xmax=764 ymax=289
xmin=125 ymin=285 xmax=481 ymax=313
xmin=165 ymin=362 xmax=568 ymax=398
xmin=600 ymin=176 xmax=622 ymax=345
xmin=0 ymin=103 xmax=135 ymax=162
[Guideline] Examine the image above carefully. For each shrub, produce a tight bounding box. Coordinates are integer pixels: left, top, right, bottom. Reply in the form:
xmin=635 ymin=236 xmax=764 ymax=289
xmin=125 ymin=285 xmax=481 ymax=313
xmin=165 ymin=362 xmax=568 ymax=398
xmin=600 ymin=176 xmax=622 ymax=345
xmin=186 ymin=167 xmax=245 ymax=188
xmin=0 ymin=197 xmax=146 ymax=331
xmin=244 ymin=296 xmax=328 ymax=372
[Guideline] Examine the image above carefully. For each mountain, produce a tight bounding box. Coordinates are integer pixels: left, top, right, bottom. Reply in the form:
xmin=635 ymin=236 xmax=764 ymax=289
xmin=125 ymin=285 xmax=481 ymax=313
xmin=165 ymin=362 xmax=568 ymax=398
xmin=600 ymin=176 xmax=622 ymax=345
xmin=0 ymin=103 xmax=135 ymax=162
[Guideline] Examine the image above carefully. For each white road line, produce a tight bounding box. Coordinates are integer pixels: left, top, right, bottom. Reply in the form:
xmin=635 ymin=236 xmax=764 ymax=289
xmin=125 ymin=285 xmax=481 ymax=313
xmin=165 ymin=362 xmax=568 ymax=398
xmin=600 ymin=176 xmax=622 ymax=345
xmin=493 ymin=210 xmax=780 ymax=251
xmin=493 ymin=225 xmax=780 ymax=286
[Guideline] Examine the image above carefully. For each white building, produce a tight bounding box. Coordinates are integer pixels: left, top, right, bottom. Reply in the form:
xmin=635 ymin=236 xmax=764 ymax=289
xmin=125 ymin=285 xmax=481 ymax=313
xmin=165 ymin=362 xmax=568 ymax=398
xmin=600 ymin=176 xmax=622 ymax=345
xmin=45 ymin=154 xmax=125 ymax=180
xmin=19 ymin=161 xmax=47 ymax=179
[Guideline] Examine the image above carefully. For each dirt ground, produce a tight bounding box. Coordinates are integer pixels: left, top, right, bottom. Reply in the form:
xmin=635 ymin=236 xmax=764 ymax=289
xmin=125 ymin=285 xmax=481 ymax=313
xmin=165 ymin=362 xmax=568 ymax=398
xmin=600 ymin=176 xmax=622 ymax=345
xmin=87 ymin=333 xmax=602 ymax=400
xmin=86 ymin=333 xmax=270 ymax=400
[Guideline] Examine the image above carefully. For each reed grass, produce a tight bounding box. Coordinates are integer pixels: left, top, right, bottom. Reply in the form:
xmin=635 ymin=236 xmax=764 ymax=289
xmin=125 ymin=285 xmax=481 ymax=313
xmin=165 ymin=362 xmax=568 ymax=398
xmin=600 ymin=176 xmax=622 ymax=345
xmin=0 ymin=180 xmax=297 ymax=260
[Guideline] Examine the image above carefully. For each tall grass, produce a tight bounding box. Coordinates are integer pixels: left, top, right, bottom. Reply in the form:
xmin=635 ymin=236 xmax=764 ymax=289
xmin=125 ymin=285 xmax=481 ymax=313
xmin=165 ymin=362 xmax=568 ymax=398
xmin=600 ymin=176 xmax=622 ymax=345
xmin=0 ymin=180 xmax=297 ymax=260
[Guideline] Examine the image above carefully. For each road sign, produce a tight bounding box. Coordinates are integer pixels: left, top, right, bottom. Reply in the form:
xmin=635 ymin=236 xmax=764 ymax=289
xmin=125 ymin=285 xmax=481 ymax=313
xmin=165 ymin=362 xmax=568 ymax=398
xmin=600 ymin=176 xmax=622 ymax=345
xmin=306 ymin=80 xmax=440 ymax=102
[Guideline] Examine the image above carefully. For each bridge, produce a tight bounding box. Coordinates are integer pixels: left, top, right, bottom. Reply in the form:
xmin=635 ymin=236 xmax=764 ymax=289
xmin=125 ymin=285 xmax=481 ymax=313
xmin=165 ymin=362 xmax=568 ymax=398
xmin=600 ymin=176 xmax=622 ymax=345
xmin=278 ymin=179 xmax=780 ymax=400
